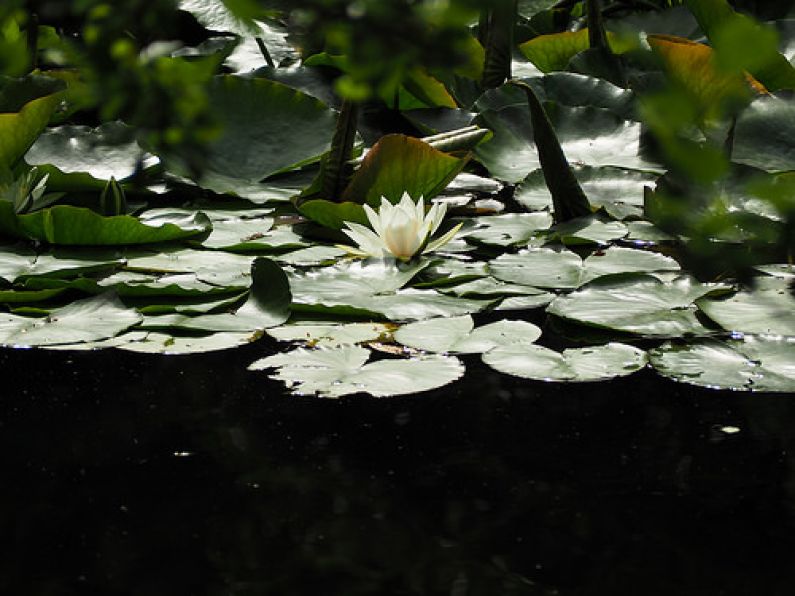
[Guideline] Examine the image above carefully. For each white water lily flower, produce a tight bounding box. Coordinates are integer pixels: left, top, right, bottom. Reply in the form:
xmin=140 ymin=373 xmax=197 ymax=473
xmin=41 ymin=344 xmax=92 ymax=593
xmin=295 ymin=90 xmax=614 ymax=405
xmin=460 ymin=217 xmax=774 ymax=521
xmin=341 ymin=192 xmax=462 ymax=261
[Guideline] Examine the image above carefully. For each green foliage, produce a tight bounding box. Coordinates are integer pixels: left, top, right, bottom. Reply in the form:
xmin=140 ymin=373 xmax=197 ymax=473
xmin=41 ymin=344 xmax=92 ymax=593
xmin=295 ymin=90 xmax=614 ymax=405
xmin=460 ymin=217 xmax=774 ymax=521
xmin=0 ymin=0 xmax=791 ymax=396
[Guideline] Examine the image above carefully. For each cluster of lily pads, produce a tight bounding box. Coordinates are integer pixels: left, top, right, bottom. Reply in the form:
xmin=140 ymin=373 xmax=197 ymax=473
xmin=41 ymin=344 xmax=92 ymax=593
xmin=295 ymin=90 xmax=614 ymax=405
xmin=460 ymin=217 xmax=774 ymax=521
xmin=0 ymin=0 xmax=793 ymax=396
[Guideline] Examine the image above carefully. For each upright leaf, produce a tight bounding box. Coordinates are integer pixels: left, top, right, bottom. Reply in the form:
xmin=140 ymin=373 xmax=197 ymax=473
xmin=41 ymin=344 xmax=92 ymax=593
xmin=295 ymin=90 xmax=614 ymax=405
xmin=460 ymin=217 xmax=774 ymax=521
xmin=510 ymin=81 xmax=591 ymax=223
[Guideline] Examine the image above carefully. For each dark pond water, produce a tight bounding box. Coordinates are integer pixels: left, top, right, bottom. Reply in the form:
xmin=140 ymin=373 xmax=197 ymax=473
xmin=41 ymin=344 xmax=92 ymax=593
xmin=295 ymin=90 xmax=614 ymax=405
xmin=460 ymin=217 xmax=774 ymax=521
xmin=3 ymin=338 xmax=795 ymax=595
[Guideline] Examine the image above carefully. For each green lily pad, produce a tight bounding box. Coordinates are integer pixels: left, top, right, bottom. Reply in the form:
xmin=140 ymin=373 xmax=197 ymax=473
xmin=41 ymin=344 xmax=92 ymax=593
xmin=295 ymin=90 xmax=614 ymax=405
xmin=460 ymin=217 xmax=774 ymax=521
xmin=0 ymin=203 xmax=212 ymax=245
xmin=474 ymin=88 xmax=661 ymax=183
xmin=649 ymin=336 xmax=795 ymax=392
xmin=394 ymin=315 xmax=541 ymax=354
xmin=547 ymin=274 xmax=725 ymax=337
xmin=267 ymin=322 xmax=392 ymax=346
xmin=580 ymin=246 xmax=680 ymax=284
xmin=496 ymin=294 xmax=556 ymax=311
xmin=23 ymin=271 xmax=240 ymax=298
xmin=24 ymin=122 xmax=157 ymax=190
xmin=490 ymin=246 xmax=681 ymax=290
xmin=118 ymin=330 xmax=261 ymax=354
xmin=462 ymin=213 xmax=553 ymax=247
xmin=550 ymin=216 xmax=628 ymax=245
xmin=194 ymin=217 xmax=276 ymax=250
xmin=124 ymin=248 xmax=255 ymax=287
xmin=0 ymin=292 xmax=142 ymax=347
xmin=248 ymin=345 xmax=464 ymax=398
xmin=140 ymin=257 xmax=290 ymax=332
xmin=733 ymin=95 xmax=795 ymax=173
xmin=274 ymin=245 xmax=345 ymax=267
xmin=165 ymin=76 xmax=337 ymax=190
xmin=515 ymin=166 xmax=657 ymax=219
xmin=697 ymin=280 xmax=795 ymax=336
xmin=289 ymin=259 xmax=429 ymax=304
xmin=483 ymin=342 xmax=648 ymax=382
xmin=361 ymin=289 xmax=495 ymax=322
xmin=438 ymin=276 xmax=550 ymax=298
xmin=490 ymin=248 xmax=583 ymax=289
xmin=0 ymin=245 xmax=123 ymax=283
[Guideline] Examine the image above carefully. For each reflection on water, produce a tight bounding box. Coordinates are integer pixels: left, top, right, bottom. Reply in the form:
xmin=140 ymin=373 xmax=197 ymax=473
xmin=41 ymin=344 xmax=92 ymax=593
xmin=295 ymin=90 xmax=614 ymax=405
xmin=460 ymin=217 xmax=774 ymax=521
xmin=2 ymin=338 xmax=795 ymax=595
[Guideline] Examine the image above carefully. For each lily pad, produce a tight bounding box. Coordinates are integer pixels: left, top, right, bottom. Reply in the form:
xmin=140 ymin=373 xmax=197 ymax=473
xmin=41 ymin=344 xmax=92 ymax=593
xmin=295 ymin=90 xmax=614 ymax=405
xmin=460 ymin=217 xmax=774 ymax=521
xmin=0 ymin=292 xmax=142 ymax=347
xmin=515 ymin=166 xmax=657 ymax=219
xmin=462 ymin=213 xmax=553 ymax=247
xmin=165 ymin=76 xmax=337 ymax=189
xmin=490 ymin=248 xmax=583 ymax=289
xmin=124 ymin=248 xmax=255 ymax=287
xmin=547 ymin=274 xmax=725 ymax=337
xmin=733 ymin=95 xmax=795 ymax=173
xmin=649 ymin=336 xmax=795 ymax=392
xmin=248 ymin=345 xmax=465 ymax=398
xmin=24 ymin=122 xmax=158 ymax=189
xmin=697 ymin=281 xmax=795 ymax=336
xmin=0 ymin=203 xmax=212 ymax=245
xmin=267 ymin=322 xmax=392 ymax=347
xmin=289 ymin=259 xmax=429 ymax=304
xmin=394 ymin=315 xmax=541 ymax=354
xmin=117 ymin=331 xmax=261 ymax=354
xmin=483 ymin=342 xmax=648 ymax=382
xmin=474 ymin=89 xmax=661 ymax=183
xmin=550 ymin=216 xmax=628 ymax=245
xmin=140 ymin=257 xmax=290 ymax=332
xmin=0 ymin=246 xmax=123 ymax=283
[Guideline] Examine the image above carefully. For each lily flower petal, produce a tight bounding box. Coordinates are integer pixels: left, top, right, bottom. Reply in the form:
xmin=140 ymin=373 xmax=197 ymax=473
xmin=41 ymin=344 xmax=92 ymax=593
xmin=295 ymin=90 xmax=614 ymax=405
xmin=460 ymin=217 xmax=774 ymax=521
xmin=340 ymin=193 xmax=461 ymax=261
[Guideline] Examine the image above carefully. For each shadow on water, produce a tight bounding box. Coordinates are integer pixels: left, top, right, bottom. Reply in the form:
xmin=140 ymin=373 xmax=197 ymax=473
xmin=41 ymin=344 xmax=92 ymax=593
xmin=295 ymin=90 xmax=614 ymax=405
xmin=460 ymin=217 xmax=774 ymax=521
xmin=2 ymin=337 xmax=795 ymax=595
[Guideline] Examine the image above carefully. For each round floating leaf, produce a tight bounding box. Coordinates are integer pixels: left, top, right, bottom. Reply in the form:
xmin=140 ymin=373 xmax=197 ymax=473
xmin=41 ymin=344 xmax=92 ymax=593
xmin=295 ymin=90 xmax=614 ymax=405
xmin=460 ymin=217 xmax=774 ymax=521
xmin=289 ymin=259 xmax=429 ymax=304
xmin=394 ymin=315 xmax=541 ymax=354
xmin=117 ymin=331 xmax=260 ymax=354
xmin=550 ymin=216 xmax=628 ymax=245
xmin=267 ymin=322 xmax=392 ymax=347
xmin=475 ymin=91 xmax=661 ymax=183
xmin=483 ymin=342 xmax=647 ymax=382
xmin=697 ymin=281 xmax=795 ymax=336
xmin=515 ymin=166 xmax=657 ymax=219
xmin=580 ymin=246 xmax=680 ymax=284
xmin=649 ymin=336 xmax=795 ymax=392
xmin=462 ymin=213 xmax=553 ymax=247
xmin=0 ymin=292 xmax=142 ymax=347
xmin=496 ymin=294 xmax=556 ymax=311
xmin=0 ymin=246 xmax=123 ymax=283
xmin=548 ymin=274 xmax=724 ymax=337
xmin=194 ymin=217 xmax=276 ymax=250
xmin=490 ymin=248 xmax=583 ymax=289
xmin=24 ymin=122 xmax=157 ymax=189
xmin=249 ymin=345 xmax=465 ymax=398
xmin=438 ymin=276 xmax=549 ymax=298
xmin=274 ymin=245 xmax=345 ymax=267
xmin=363 ymin=289 xmax=495 ymax=322
xmin=165 ymin=76 xmax=337 ymax=189
xmin=733 ymin=95 xmax=795 ymax=173
xmin=141 ymin=257 xmax=291 ymax=332
xmin=0 ymin=203 xmax=212 ymax=245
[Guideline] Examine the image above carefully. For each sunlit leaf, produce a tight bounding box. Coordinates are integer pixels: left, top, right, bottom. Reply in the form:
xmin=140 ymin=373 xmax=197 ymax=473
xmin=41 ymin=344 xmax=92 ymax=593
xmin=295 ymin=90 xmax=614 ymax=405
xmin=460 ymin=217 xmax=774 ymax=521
xmin=0 ymin=292 xmax=141 ymax=347
xmin=483 ymin=342 xmax=647 ymax=382
xmin=650 ymin=335 xmax=795 ymax=392
xmin=249 ymin=345 xmax=464 ymax=398
xmin=342 ymin=135 xmax=467 ymax=206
